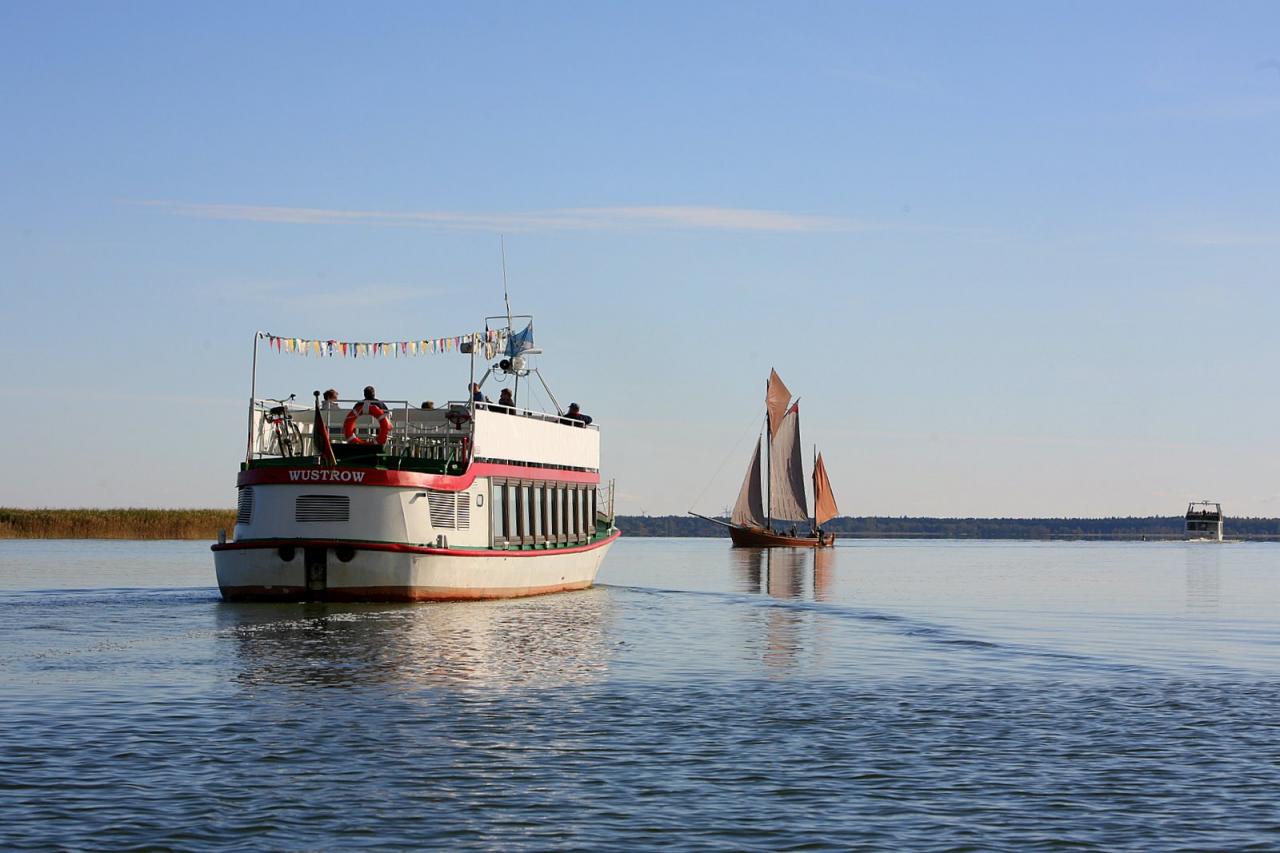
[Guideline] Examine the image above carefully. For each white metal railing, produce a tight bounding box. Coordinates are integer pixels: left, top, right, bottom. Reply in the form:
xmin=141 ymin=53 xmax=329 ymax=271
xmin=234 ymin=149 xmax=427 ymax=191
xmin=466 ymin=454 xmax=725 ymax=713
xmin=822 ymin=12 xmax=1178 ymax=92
xmin=474 ymin=401 xmax=599 ymax=430
xmin=249 ymin=396 xmax=598 ymax=462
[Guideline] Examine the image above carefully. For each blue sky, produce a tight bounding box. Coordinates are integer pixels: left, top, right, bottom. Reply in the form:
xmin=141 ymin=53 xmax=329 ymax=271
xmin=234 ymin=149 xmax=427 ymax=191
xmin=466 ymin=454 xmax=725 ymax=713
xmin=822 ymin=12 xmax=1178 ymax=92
xmin=3 ymin=2 xmax=1279 ymax=516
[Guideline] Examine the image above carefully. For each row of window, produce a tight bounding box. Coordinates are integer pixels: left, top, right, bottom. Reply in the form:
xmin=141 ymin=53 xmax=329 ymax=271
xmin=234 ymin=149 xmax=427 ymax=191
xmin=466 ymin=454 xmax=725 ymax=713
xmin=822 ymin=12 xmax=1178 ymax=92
xmin=490 ymin=479 xmax=598 ymax=547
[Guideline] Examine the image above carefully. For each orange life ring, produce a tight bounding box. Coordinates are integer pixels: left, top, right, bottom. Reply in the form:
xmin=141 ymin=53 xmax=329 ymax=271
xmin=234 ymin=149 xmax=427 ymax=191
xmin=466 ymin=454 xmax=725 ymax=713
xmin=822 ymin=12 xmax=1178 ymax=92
xmin=343 ymin=402 xmax=392 ymax=445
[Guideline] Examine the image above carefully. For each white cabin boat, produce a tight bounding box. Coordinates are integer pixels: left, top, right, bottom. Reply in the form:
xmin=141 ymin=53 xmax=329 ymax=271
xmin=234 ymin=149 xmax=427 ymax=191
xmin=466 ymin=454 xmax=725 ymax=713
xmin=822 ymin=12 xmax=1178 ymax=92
xmin=212 ymin=315 xmax=619 ymax=602
xmin=1185 ymin=501 xmax=1223 ymax=542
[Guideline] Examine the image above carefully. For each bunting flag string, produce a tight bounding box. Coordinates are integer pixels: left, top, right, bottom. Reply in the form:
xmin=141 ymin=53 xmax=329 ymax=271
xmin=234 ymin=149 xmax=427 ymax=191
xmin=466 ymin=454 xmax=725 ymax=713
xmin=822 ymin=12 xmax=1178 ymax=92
xmin=258 ymin=329 xmax=507 ymax=358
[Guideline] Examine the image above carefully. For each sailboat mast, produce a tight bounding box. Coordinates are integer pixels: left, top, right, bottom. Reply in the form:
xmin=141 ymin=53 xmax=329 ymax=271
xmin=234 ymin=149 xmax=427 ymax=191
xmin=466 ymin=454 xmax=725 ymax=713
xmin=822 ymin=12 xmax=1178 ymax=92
xmin=766 ymin=374 xmax=776 ymax=530
xmin=812 ymin=443 xmax=816 ymax=531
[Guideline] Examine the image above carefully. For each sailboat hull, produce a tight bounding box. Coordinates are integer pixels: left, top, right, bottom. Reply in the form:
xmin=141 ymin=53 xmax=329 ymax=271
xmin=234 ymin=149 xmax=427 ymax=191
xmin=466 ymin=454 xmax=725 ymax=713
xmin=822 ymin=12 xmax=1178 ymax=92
xmin=729 ymin=525 xmax=835 ymax=548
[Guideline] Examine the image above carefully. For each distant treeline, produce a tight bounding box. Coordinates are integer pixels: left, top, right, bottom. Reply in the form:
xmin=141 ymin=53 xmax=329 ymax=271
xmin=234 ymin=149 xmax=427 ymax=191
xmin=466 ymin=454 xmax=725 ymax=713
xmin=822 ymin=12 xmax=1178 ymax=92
xmin=0 ymin=509 xmax=236 ymax=540
xmin=621 ymin=515 xmax=1280 ymax=541
xmin=3 ymin=508 xmax=1278 ymax=542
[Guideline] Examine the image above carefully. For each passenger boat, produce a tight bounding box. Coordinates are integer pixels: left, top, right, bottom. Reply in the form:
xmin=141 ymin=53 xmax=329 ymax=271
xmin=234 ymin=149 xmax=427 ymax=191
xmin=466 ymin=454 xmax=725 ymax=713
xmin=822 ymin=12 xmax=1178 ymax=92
xmin=690 ymin=369 xmax=839 ymax=548
xmin=1185 ymin=501 xmax=1224 ymax=542
xmin=212 ymin=314 xmax=619 ymax=601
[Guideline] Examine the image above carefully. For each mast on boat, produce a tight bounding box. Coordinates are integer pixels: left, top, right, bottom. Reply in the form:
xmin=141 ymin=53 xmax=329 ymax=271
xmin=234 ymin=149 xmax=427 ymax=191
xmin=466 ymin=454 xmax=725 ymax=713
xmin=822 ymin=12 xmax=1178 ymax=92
xmin=765 ymin=380 xmax=771 ymax=531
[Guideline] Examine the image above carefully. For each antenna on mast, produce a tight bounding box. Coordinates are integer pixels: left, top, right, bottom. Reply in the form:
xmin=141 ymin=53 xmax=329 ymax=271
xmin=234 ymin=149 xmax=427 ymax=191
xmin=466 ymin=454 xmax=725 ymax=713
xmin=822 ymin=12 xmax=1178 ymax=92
xmin=500 ymin=235 xmax=513 ymax=333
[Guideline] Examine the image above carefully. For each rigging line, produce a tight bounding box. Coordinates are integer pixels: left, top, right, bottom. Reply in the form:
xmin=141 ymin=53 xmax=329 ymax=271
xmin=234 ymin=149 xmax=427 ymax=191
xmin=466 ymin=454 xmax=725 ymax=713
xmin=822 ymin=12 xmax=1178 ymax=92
xmin=689 ymin=413 xmax=768 ymax=515
xmin=525 ymin=374 xmax=548 ymax=415
xmin=500 ymin=236 xmax=513 ymax=333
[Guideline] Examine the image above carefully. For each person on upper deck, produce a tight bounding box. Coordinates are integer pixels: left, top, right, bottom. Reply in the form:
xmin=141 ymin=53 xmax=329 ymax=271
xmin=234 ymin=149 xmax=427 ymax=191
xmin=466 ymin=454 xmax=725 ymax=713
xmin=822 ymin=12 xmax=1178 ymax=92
xmin=358 ymin=386 xmax=387 ymax=413
xmin=322 ymin=389 xmax=340 ymax=410
xmin=470 ymin=382 xmax=488 ymax=404
xmin=562 ymin=402 xmax=592 ymax=427
xmin=421 ymin=401 xmax=435 ymax=410
xmin=497 ymin=388 xmax=515 ymax=414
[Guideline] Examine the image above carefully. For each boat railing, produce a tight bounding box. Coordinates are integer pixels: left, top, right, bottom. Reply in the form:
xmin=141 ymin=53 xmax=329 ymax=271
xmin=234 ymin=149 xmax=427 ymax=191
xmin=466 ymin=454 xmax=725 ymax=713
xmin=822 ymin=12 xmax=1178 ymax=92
xmin=249 ymin=398 xmax=472 ymax=462
xmin=596 ymin=478 xmax=617 ymax=526
xmin=475 ymin=400 xmax=600 ymax=430
xmin=1185 ymin=501 xmax=1223 ymax=521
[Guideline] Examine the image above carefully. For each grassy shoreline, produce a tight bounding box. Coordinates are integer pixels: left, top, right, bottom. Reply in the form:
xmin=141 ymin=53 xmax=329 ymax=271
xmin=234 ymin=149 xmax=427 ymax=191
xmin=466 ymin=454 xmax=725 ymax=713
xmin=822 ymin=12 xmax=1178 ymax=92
xmin=0 ymin=509 xmax=237 ymax=540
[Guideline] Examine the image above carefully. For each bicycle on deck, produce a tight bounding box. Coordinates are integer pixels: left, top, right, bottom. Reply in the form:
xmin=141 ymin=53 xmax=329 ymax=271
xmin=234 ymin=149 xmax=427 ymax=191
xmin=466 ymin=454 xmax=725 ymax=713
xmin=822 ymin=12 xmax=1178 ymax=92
xmin=265 ymin=395 xmax=304 ymax=457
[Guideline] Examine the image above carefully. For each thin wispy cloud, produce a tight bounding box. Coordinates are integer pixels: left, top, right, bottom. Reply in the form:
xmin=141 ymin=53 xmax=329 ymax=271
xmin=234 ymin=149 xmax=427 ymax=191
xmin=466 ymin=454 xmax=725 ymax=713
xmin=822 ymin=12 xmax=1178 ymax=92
xmin=139 ymin=200 xmax=874 ymax=233
xmin=1174 ymin=228 xmax=1280 ymax=248
xmin=1257 ymin=59 xmax=1280 ymax=78
xmin=217 ymin=278 xmax=444 ymax=310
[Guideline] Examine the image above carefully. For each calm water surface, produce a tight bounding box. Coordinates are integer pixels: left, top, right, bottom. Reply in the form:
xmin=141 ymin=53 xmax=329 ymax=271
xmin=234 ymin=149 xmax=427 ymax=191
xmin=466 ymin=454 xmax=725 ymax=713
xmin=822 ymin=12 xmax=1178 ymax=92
xmin=2 ymin=538 xmax=1279 ymax=850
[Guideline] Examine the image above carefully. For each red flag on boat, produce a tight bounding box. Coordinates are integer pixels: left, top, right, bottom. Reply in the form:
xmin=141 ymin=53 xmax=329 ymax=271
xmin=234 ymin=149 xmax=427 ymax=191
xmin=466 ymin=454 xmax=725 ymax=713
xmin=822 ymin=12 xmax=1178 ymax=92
xmin=313 ymin=394 xmax=337 ymax=465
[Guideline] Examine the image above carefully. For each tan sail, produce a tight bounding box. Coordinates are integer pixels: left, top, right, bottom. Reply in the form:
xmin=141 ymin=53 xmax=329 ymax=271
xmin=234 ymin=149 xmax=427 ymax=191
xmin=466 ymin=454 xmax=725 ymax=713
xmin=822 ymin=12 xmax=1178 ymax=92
xmin=813 ymin=452 xmax=839 ymax=527
xmin=769 ymin=403 xmax=809 ymax=523
xmin=766 ymin=369 xmax=791 ymax=439
xmin=731 ymin=440 xmax=766 ymax=528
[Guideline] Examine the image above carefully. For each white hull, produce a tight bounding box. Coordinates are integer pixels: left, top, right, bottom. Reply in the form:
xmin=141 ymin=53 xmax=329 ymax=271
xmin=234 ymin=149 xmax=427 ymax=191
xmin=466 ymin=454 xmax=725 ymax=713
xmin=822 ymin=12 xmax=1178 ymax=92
xmin=214 ymin=536 xmax=617 ymax=601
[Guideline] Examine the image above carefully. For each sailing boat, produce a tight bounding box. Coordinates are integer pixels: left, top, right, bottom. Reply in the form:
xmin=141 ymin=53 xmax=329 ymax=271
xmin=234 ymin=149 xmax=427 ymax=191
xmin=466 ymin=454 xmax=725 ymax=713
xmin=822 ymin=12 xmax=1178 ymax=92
xmin=691 ymin=369 xmax=839 ymax=548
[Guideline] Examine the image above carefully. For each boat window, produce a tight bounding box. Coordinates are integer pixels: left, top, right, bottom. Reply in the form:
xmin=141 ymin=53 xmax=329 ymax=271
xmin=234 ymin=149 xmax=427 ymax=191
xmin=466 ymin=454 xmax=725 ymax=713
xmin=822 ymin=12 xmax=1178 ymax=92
xmin=560 ymin=486 xmax=569 ymax=543
xmin=531 ymin=485 xmax=543 ymax=543
xmin=538 ymin=485 xmax=550 ymax=540
xmin=577 ymin=486 xmax=586 ymax=541
xmin=574 ymin=486 xmax=583 ymax=540
xmin=503 ymin=482 xmax=516 ymax=544
xmin=550 ymin=486 xmax=561 ymax=542
xmin=491 ymin=481 xmax=504 ymax=545
xmin=522 ymin=481 xmax=532 ymax=540
xmin=515 ymin=485 xmax=526 ymax=542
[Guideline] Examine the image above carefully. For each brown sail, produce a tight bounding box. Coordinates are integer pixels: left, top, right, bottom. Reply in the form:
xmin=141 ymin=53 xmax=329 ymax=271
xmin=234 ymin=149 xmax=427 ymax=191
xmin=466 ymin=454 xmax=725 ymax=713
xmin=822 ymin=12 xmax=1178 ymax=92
xmin=731 ymin=440 xmax=766 ymax=528
xmin=766 ymin=369 xmax=791 ymax=439
xmin=813 ymin=452 xmax=839 ymax=527
xmin=769 ymin=403 xmax=809 ymax=523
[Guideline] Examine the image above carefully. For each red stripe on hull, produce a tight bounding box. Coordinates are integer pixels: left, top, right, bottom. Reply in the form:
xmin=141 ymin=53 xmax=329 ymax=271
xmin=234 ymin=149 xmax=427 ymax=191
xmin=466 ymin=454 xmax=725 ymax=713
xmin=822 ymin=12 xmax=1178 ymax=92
xmin=211 ymin=530 xmax=621 ymax=556
xmin=728 ymin=526 xmax=835 ymax=548
xmin=219 ymin=580 xmax=594 ymax=602
xmin=237 ymin=462 xmax=599 ymax=490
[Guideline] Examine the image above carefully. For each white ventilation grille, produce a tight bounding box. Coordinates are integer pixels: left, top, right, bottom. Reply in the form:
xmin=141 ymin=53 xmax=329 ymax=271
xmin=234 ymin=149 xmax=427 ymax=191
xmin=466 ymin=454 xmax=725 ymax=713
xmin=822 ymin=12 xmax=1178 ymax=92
xmin=425 ymin=491 xmax=470 ymax=529
xmin=236 ymin=488 xmax=254 ymax=525
xmin=295 ymin=495 xmax=350 ymax=523
xmin=428 ymin=492 xmax=455 ymax=528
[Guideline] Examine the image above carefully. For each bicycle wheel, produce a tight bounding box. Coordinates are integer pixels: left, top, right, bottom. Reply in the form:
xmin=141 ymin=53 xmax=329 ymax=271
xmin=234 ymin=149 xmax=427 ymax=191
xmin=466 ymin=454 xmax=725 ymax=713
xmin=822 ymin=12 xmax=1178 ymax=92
xmin=285 ymin=422 xmax=303 ymax=457
xmin=268 ymin=426 xmax=286 ymax=457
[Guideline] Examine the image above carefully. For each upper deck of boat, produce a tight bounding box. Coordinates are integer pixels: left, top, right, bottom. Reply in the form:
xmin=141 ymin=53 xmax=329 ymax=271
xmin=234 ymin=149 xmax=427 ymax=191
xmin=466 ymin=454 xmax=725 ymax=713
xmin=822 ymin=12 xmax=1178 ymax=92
xmin=247 ymin=398 xmax=600 ymax=476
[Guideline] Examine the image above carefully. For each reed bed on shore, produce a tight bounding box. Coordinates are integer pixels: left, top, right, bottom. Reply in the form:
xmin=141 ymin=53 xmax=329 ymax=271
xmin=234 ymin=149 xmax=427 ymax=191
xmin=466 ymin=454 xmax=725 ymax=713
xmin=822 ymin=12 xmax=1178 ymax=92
xmin=0 ymin=509 xmax=237 ymax=540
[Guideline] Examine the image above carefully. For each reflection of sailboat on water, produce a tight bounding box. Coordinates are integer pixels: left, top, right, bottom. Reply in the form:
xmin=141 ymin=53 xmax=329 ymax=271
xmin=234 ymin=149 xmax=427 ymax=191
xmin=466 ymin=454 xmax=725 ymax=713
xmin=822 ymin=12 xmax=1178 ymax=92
xmin=731 ymin=546 xmax=836 ymax=601
xmin=691 ymin=369 xmax=839 ymax=548
xmin=731 ymin=547 xmax=838 ymax=670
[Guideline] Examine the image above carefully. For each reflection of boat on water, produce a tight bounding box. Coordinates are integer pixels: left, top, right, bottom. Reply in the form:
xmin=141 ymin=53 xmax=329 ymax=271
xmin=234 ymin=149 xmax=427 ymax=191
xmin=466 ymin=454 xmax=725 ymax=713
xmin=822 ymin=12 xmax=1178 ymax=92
xmin=1185 ymin=501 xmax=1224 ymax=542
xmin=212 ymin=310 xmax=619 ymax=602
xmin=691 ymin=370 xmax=839 ymax=548
xmin=812 ymin=547 xmax=834 ymax=601
xmin=217 ymin=591 xmax=615 ymax=690
xmin=731 ymin=546 xmax=838 ymax=670
xmin=731 ymin=546 xmax=836 ymax=601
